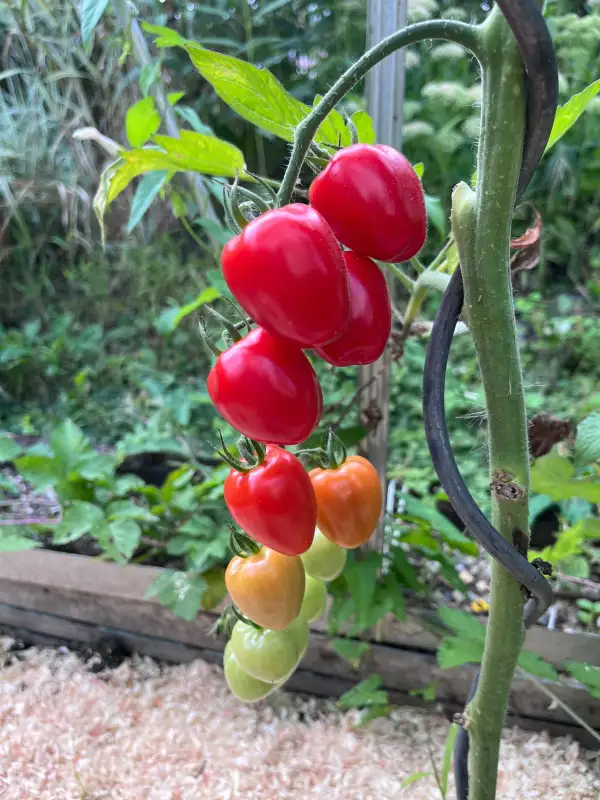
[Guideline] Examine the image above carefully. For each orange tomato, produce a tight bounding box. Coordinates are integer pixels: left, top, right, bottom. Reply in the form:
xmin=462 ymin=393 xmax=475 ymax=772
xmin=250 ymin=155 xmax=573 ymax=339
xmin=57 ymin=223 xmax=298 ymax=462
xmin=225 ymin=547 xmax=305 ymax=630
xmin=309 ymin=456 xmax=382 ymax=549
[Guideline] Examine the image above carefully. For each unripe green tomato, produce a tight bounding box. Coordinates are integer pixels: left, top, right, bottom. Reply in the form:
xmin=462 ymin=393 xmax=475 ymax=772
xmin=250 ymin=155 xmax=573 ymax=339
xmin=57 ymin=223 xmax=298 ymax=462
xmin=299 ymin=575 xmax=327 ymax=623
xmin=230 ymin=620 xmax=298 ymax=683
xmin=300 ymin=528 xmax=347 ymax=581
xmin=286 ymin=613 xmax=310 ymax=662
xmin=223 ymin=642 xmax=277 ymax=702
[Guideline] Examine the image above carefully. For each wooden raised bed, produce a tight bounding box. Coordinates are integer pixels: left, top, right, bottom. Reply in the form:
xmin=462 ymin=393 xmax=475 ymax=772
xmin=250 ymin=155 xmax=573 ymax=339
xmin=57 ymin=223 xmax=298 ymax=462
xmin=0 ymin=550 xmax=598 ymax=747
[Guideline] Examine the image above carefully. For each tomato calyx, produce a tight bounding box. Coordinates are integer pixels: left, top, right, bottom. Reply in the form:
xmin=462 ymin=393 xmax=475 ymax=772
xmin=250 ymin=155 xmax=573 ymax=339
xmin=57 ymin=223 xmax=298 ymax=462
xmin=211 ymin=604 xmax=263 ymax=640
xmin=296 ymin=427 xmax=347 ymax=470
xmin=224 ymin=171 xmax=274 ymax=233
xmin=229 ymin=526 xmax=261 ymax=558
xmin=231 ymin=603 xmax=263 ymax=630
xmin=199 ymin=301 xmax=250 ymax=357
xmin=213 ymin=430 xmax=266 ymax=473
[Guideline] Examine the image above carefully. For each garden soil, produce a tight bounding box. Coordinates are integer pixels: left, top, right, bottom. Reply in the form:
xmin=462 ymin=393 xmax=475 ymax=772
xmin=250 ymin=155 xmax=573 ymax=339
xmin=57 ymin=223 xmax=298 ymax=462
xmin=0 ymin=640 xmax=597 ymax=799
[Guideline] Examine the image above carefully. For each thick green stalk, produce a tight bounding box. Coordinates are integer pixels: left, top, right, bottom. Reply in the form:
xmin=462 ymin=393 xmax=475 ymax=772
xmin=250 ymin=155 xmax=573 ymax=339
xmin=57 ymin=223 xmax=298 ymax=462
xmin=451 ymin=8 xmax=529 ymax=799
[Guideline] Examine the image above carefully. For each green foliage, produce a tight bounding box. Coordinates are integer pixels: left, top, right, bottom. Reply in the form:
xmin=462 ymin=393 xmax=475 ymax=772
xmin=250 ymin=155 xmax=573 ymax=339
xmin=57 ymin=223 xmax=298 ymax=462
xmin=126 ymin=98 xmax=162 ymax=148
xmin=545 ymin=78 xmax=600 ymax=151
xmin=80 ymin=0 xmax=110 ymax=45
xmin=565 ymin=661 xmax=600 ymax=699
xmin=336 ymin=674 xmax=391 ymax=724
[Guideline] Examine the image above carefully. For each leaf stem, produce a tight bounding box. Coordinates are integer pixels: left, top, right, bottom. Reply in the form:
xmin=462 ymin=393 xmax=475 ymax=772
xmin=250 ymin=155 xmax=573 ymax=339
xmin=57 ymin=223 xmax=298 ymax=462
xmin=276 ymin=19 xmax=482 ymax=207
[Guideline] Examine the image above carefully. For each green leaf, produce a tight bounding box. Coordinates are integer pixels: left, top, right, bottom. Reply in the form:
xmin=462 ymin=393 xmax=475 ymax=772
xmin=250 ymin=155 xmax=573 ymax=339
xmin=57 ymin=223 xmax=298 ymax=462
xmin=76 ymin=452 xmax=116 ymax=481
xmin=145 ymin=570 xmax=207 ymax=620
xmin=0 ymin=436 xmax=23 ymax=462
xmin=139 ymin=60 xmax=162 ymax=97
xmin=437 ymin=635 xmax=484 ymax=669
xmin=349 ymin=111 xmax=376 ymax=144
xmin=141 ymin=23 xmax=189 ymax=49
xmin=168 ymin=91 xmax=185 ymax=106
xmin=575 ymin=412 xmax=600 ymax=465
xmin=565 ymin=661 xmax=600 ymax=699
xmin=559 ymin=554 xmax=590 ymax=579
xmin=400 ymin=496 xmax=477 ymax=555
xmin=344 ymin=551 xmax=381 ymax=633
xmin=330 ymin=638 xmax=370 ymax=669
xmin=200 ymin=567 xmax=227 ymax=610
xmin=0 ymin=529 xmax=38 ymax=552
xmin=438 ymin=607 xmax=486 ymax=643
xmin=545 ymin=79 xmax=600 ymax=152
xmin=13 ymin=455 xmax=59 ymax=490
xmin=528 ymin=493 xmax=554 ymax=525
xmin=401 ymin=772 xmax=432 ymax=789
xmin=425 ymin=194 xmax=446 ymax=238
xmin=52 ymin=501 xmax=104 ymax=545
xmin=530 ymin=453 xmax=600 ymax=502
xmin=441 ymin=724 xmax=460 ymax=797
xmin=104 ymin=132 xmax=247 ymax=209
xmin=126 ymin=97 xmax=161 ymax=148
xmin=412 ymin=162 xmax=424 ymax=179
xmin=253 ymin=0 xmax=295 ymax=23
xmin=184 ymin=46 xmax=343 ymax=146
xmin=155 ymin=287 xmax=220 ymax=335
xmin=127 ymin=170 xmax=170 ymax=233
xmin=336 ymin=675 xmax=388 ymax=709
xmin=81 ymin=0 xmax=109 ymax=45
xmin=174 ymin=106 xmax=213 ymax=135
xmin=50 ymin=419 xmax=88 ymax=472
xmin=106 ymin=500 xmax=158 ymax=523
xmin=107 ymin=518 xmax=141 ymax=559
xmin=517 ymin=650 xmax=559 ymax=682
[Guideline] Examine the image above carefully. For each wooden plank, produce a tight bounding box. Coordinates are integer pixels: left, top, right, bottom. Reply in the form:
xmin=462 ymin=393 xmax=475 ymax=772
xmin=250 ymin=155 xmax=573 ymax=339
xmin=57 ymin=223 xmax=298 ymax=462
xmin=1 ymin=550 xmax=599 ymax=738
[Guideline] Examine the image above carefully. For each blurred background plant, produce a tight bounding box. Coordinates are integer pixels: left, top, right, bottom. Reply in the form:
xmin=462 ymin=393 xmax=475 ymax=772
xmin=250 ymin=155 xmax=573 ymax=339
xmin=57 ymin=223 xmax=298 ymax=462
xmin=1 ymin=0 xmax=600 ymax=626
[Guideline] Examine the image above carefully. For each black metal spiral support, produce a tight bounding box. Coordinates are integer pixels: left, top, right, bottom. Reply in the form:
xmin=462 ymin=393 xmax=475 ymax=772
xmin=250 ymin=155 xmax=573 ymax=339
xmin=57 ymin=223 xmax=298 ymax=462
xmin=421 ymin=2 xmax=558 ymax=798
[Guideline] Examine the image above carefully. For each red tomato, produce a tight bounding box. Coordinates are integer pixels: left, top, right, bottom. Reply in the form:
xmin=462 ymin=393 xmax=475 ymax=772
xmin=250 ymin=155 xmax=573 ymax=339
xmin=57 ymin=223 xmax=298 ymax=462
xmin=314 ymin=251 xmax=391 ymax=366
xmin=308 ymin=144 xmax=426 ymax=263
xmin=207 ymin=327 xmax=322 ymax=445
xmin=221 ymin=204 xmax=350 ymax=348
xmin=225 ymin=446 xmax=317 ymax=556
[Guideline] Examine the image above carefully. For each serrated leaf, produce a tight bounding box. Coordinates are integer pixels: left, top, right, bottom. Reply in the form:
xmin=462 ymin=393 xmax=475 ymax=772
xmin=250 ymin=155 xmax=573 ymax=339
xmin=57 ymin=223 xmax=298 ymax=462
xmin=438 ymin=607 xmax=486 ymax=643
xmin=517 ymin=650 xmax=559 ymax=682
xmin=145 ymin=570 xmax=206 ymax=620
xmin=546 ymin=79 xmax=600 ymax=152
xmin=81 ymin=0 xmax=109 ymax=45
xmin=13 ymin=455 xmax=59 ymax=490
xmin=127 ymin=170 xmax=170 ymax=233
xmin=106 ymin=500 xmax=158 ymax=523
xmin=141 ymin=23 xmax=188 ymax=49
xmin=50 ymin=419 xmax=87 ymax=472
xmin=344 ymin=551 xmax=380 ymax=633
xmin=349 ymin=111 xmax=376 ymax=144
xmin=337 ymin=675 xmax=388 ymax=710
xmin=400 ymin=496 xmax=477 ymax=555
xmin=184 ymin=45 xmax=345 ymax=146
xmin=0 ymin=437 xmax=23 ymax=462
xmin=155 ymin=287 xmax=220 ymax=335
xmin=565 ymin=661 xmax=600 ymax=699
xmin=575 ymin=413 xmax=600 ymax=465
xmin=103 ymin=132 xmax=247 ymax=210
xmin=531 ymin=453 xmax=600 ymax=502
xmin=108 ymin=518 xmax=141 ymax=559
xmin=77 ymin=453 xmax=116 ymax=481
xmin=52 ymin=501 xmax=104 ymax=545
xmin=330 ymin=638 xmax=370 ymax=669
xmin=0 ymin=529 xmax=39 ymax=552
xmin=126 ymin=97 xmax=161 ymax=147
xmin=437 ymin=635 xmax=484 ymax=669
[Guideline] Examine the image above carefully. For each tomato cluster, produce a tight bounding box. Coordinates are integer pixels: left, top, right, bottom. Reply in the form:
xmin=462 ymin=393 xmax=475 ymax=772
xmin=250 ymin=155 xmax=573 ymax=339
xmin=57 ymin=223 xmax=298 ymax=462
xmin=202 ymin=143 xmax=425 ymax=701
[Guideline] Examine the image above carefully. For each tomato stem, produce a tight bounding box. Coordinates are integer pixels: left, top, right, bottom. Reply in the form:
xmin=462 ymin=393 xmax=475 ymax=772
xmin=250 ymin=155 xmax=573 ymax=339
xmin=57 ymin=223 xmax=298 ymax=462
xmin=326 ymin=427 xmax=346 ymax=470
xmin=204 ymin=304 xmax=243 ymax=344
xmin=212 ymin=430 xmax=264 ymax=472
xmin=198 ymin=314 xmax=223 ymax=358
xmin=229 ymin=527 xmax=262 ymax=559
xmin=231 ymin=604 xmax=263 ymax=630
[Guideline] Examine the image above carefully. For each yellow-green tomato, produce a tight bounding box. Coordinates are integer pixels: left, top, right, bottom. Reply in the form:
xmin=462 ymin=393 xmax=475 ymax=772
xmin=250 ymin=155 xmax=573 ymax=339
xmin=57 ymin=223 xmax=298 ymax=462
xmin=223 ymin=642 xmax=277 ymax=702
xmin=286 ymin=613 xmax=310 ymax=661
xmin=230 ymin=620 xmax=299 ymax=683
xmin=300 ymin=528 xmax=347 ymax=581
xmin=299 ymin=575 xmax=327 ymax=623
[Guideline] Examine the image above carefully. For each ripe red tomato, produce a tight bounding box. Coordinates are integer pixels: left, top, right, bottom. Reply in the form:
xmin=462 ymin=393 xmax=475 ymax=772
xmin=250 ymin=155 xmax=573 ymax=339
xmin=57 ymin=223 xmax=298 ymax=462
xmin=221 ymin=204 xmax=350 ymax=348
xmin=207 ymin=327 xmax=323 ymax=445
xmin=309 ymin=456 xmax=383 ymax=548
xmin=225 ymin=546 xmax=305 ymax=630
xmin=314 ymin=251 xmax=391 ymax=366
xmin=225 ymin=446 xmax=316 ymax=556
xmin=308 ymin=144 xmax=426 ymax=263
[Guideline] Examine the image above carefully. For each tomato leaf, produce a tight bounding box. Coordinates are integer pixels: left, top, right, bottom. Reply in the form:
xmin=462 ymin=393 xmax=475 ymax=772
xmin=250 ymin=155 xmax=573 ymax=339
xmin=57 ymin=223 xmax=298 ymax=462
xmin=348 ymin=111 xmax=376 ymax=144
xmin=565 ymin=661 xmax=600 ymax=699
xmin=399 ymin=496 xmax=477 ymax=556
xmin=330 ymin=638 xmax=370 ymax=669
xmin=127 ymin=170 xmax=170 ymax=233
xmin=336 ymin=675 xmax=388 ymax=709
xmin=53 ymin=501 xmax=105 ymax=545
xmin=81 ymin=0 xmax=109 ymax=45
xmin=531 ymin=453 xmax=600 ymax=502
xmin=126 ymin=97 xmax=161 ymax=147
xmin=155 ymin=287 xmax=220 ymax=335
xmin=141 ymin=22 xmax=188 ymax=49
xmin=575 ymin=412 xmax=600 ymax=465
xmin=438 ymin=606 xmax=486 ymax=642
xmin=0 ymin=528 xmax=39 ymax=552
xmin=437 ymin=636 xmax=484 ymax=669
xmin=0 ymin=436 xmax=23 ymax=462
xmin=108 ymin=519 xmax=141 ymax=560
xmin=401 ymin=772 xmax=432 ymax=789
xmin=545 ymin=79 xmax=600 ymax=152
xmin=517 ymin=651 xmax=559 ymax=682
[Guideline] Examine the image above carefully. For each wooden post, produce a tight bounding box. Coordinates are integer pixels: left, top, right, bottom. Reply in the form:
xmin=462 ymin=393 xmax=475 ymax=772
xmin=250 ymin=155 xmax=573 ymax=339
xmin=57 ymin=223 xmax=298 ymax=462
xmin=361 ymin=0 xmax=408 ymax=548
